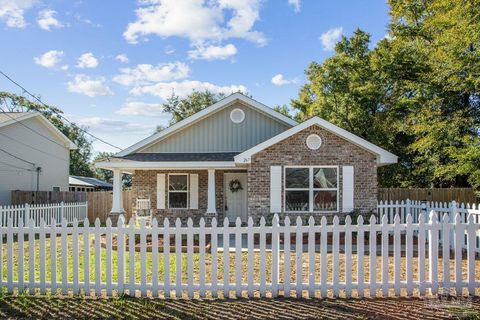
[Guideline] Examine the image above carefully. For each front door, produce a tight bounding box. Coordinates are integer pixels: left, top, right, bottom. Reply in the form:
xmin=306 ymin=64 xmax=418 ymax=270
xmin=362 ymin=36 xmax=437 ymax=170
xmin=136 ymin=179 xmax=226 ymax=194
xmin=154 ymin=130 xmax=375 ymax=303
xmin=224 ymin=172 xmax=247 ymax=223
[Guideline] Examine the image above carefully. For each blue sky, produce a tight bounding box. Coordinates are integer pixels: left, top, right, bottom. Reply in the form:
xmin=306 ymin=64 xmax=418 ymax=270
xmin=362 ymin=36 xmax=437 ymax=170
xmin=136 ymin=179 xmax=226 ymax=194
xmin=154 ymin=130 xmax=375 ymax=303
xmin=0 ymin=0 xmax=390 ymax=154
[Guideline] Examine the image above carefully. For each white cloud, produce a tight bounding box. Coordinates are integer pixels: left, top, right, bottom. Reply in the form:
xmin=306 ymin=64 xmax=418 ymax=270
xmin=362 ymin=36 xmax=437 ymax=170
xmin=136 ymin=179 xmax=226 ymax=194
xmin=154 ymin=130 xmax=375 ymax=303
xmin=116 ymin=101 xmax=168 ymax=117
xmin=76 ymin=52 xmax=99 ymax=69
xmin=33 ymin=50 xmax=63 ymax=68
xmin=0 ymin=0 xmax=36 ymax=28
xmin=130 ymin=80 xmax=246 ymax=100
xmin=319 ymin=27 xmax=343 ymax=51
xmin=37 ymin=9 xmax=63 ymax=31
xmin=72 ymin=116 xmax=155 ymax=133
xmin=113 ymin=62 xmax=190 ymax=86
xmin=188 ymin=43 xmax=237 ymax=60
xmin=123 ymin=0 xmax=265 ymax=47
xmin=67 ymin=75 xmax=113 ymax=97
xmin=115 ymin=54 xmax=129 ymax=63
xmin=271 ymin=73 xmax=298 ymax=86
xmin=288 ymin=0 xmax=300 ymax=13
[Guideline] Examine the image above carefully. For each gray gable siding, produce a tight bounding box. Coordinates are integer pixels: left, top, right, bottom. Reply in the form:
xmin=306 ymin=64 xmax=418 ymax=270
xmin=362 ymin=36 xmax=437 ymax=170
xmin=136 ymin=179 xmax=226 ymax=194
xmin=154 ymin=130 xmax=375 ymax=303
xmin=140 ymin=102 xmax=291 ymax=153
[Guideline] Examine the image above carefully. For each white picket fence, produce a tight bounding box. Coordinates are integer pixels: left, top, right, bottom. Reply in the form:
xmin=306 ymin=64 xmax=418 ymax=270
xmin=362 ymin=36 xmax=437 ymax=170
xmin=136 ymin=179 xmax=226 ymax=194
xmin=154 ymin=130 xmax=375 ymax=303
xmin=378 ymin=200 xmax=480 ymax=251
xmin=0 ymin=211 xmax=479 ymax=298
xmin=0 ymin=202 xmax=88 ymax=227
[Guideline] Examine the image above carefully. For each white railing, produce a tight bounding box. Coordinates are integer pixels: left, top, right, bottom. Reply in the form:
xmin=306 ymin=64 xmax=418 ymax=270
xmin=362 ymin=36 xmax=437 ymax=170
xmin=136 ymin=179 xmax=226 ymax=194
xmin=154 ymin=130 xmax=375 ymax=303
xmin=0 ymin=212 xmax=478 ymax=298
xmin=0 ymin=202 xmax=88 ymax=227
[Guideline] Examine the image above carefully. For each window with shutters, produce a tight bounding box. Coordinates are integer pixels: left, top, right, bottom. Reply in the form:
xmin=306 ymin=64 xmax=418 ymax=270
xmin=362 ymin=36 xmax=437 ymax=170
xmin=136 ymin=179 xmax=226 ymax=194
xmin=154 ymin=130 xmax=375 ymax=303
xmin=168 ymin=174 xmax=189 ymax=209
xmin=284 ymin=166 xmax=338 ymax=212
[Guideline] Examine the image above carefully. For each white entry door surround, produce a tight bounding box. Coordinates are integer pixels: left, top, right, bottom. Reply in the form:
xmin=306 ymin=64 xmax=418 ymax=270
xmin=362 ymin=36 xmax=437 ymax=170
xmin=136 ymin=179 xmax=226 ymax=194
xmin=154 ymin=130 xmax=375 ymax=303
xmin=224 ymin=172 xmax=248 ymax=223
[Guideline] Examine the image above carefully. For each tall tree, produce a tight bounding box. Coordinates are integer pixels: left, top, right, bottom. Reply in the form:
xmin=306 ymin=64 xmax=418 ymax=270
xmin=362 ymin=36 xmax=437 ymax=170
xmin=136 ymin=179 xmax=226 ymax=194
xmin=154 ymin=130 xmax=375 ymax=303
xmin=292 ymin=0 xmax=480 ymax=189
xmin=0 ymin=91 xmax=95 ymax=177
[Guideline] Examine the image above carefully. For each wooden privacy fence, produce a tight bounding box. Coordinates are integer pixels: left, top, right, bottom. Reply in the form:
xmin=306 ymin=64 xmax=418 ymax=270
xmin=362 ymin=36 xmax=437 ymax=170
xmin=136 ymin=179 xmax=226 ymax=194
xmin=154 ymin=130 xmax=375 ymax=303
xmin=0 ymin=202 xmax=88 ymax=227
xmin=0 ymin=212 xmax=479 ymax=298
xmin=378 ymin=188 xmax=478 ymax=204
xmin=11 ymin=191 xmax=133 ymax=222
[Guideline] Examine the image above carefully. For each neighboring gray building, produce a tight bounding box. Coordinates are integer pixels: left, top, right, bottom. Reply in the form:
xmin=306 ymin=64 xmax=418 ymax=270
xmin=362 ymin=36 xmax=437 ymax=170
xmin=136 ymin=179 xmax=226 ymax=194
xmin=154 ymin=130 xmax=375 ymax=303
xmin=0 ymin=112 xmax=76 ymax=205
xmin=69 ymin=175 xmax=113 ymax=192
xmin=97 ymin=93 xmax=398 ymax=225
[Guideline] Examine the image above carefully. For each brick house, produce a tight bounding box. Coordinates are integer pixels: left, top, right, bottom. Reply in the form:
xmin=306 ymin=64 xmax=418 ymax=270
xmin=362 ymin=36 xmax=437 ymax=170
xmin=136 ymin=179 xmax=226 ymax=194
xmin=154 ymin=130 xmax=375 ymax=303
xmin=96 ymin=93 xmax=397 ymax=225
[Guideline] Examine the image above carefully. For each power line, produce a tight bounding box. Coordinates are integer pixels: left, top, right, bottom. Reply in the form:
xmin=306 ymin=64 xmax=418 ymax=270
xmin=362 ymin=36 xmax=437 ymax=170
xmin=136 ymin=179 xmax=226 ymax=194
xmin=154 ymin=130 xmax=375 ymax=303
xmin=0 ymin=147 xmax=36 ymax=166
xmin=0 ymin=70 xmax=122 ymax=150
xmin=0 ymin=132 xmax=69 ymax=163
xmin=0 ymin=160 xmax=34 ymax=172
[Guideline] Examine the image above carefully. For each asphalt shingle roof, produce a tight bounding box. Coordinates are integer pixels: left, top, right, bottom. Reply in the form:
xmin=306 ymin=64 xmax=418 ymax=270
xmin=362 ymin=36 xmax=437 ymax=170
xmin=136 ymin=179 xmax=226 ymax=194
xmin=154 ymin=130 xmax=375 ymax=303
xmin=115 ymin=152 xmax=240 ymax=162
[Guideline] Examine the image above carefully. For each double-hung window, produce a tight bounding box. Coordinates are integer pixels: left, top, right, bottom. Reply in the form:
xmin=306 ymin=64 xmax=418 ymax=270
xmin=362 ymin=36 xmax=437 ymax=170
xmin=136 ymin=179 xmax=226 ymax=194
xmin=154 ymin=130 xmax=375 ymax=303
xmin=284 ymin=166 xmax=338 ymax=212
xmin=168 ymin=174 xmax=189 ymax=209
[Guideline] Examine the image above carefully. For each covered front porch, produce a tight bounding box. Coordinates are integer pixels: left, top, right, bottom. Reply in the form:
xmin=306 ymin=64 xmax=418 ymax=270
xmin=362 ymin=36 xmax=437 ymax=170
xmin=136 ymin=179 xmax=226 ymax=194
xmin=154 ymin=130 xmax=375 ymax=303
xmin=101 ymin=159 xmax=248 ymax=226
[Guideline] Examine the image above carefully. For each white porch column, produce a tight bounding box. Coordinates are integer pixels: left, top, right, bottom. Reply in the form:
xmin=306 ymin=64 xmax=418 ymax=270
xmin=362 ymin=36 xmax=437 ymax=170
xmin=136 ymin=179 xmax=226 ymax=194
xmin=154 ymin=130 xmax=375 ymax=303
xmin=110 ymin=169 xmax=125 ymax=223
xmin=206 ymin=169 xmax=217 ymax=214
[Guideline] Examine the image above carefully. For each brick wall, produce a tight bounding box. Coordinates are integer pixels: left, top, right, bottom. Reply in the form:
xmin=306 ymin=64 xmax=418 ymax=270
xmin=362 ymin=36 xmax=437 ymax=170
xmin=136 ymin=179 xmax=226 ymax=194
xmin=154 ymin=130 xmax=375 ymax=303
xmin=247 ymin=124 xmax=378 ymax=224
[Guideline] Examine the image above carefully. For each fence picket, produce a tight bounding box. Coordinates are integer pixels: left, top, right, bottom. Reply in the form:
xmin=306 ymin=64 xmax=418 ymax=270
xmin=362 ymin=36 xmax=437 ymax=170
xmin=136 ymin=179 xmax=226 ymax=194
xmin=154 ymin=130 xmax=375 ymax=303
xmin=6 ymin=218 xmax=13 ymax=293
xmin=235 ymin=217 xmax=242 ymax=298
xmin=39 ymin=220 xmax=46 ymax=295
xmin=175 ymin=218 xmax=182 ymax=298
xmin=18 ymin=219 xmax=24 ymax=293
xmin=82 ymin=218 xmax=89 ymax=296
xmin=369 ymin=215 xmax=377 ymax=298
xmin=381 ymin=214 xmax=389 ymax=297
xmin=72 ymin=218 xmax=79 ymax=295
xmin=295 ymin=216 xmax=303 ymax=298
xmin=94 ymin=218 xmax=101 ymax=296
xmin=259 ymin=217 xmax=266 ymax=297
xmin=308 ymin=216 xmax=315 ymax=298
xmin=320 ymin=216 xmax=327 ymax=298
xmin=163 ymin=218 xmax=170 ymax=298
xmin=106 ymin=218 xmax=113 ymax=296
xmin=187 ymin=218 xmax=194 ymax=299
xmin=467 ymin=214 xmax=476 ymax=295
xmin=454 ymin=213 xmax=463 ymax=296
xmin=345 ymin=216 xmax=352 ymax=298
xmin=117 ymin=216 xmax=125 ymax=296
xmin=129 ymin=218 xmax=136 ymax=297
xmin=271 ymin=214 xmax=279 ymax=298
xmin=429 ymin=211 xmax=439 ymax=295
xmin=418 ymin=213 xmax=426 ymax=296
xmin=247 ymin=217 xmax=254 ymax=297
xmin=393 ymin=214 xmax=401 ymax=296
xmin=406 ymin=214 xmax=413 ymax=296
xmin=357 ymin=216 xmax=365 ymax=298
xmin=29 ymin=218 xmax=36 ymax=295
xmin=151 ymin=218 xmax=159 ymax=298
xmin=211 ymin=218 xmax=218 ymax=298
xmin=284 ymin=216 xmax=291 ymax=298
xmin=140 ymin=219 xmax=147 ymax=297
xmin=198 ymin=218 xmax=206 ymax=298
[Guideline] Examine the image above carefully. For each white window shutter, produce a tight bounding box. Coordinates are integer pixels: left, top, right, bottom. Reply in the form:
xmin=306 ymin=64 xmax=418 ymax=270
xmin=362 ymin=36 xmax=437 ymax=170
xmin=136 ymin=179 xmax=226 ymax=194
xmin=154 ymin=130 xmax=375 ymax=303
xmin=342 ymin=166 xmax=354 ymax=213
xmin=189 ymin=174 xmax=198 ymax=209
xmin=270 ymin=166 xmax=282 ymax=213
xmin=157 ymin=174 xmax=165 ymax=209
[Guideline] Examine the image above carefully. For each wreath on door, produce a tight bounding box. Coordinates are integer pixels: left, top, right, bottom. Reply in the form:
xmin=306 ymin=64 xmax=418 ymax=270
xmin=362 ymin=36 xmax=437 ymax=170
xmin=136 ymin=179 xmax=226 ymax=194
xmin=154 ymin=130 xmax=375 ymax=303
xmin=228 ymin=179 xmax=243 ymax=193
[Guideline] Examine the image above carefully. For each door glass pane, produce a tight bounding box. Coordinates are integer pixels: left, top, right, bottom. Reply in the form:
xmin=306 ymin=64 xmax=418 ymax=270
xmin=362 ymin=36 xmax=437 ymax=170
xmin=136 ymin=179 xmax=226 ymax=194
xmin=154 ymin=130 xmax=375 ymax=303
xmin=169 ymin=192 xmax=188 ymax=208
xmin=285 ymin=168 xmax=309 ymax=188
xmin=313 ymin=168 xmax=337 ymax=188
xmin=313 ymin=191 xmax=337 ymax=211
xmin=285 ymin=191 xmax=309 ymax=211
xmin=169 ymin=175 xmax=188 ymax=191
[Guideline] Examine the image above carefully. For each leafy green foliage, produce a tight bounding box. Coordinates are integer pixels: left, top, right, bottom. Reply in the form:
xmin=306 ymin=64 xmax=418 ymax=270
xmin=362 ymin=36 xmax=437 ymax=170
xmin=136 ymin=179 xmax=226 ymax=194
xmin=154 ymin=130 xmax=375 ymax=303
xmin=162 ymin=90 xmax=226 ymax=125
xmin=292 ymin=1 xmax=480 ymax=189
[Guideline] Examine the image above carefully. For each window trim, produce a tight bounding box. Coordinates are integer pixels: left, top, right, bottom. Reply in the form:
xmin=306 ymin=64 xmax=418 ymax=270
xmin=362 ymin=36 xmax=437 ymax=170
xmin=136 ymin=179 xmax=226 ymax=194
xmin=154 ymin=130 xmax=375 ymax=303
xmin=283 ymin=165 xmax=339 ymax=213
xmin=167 ymin=173 xmax=189 ymax=209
